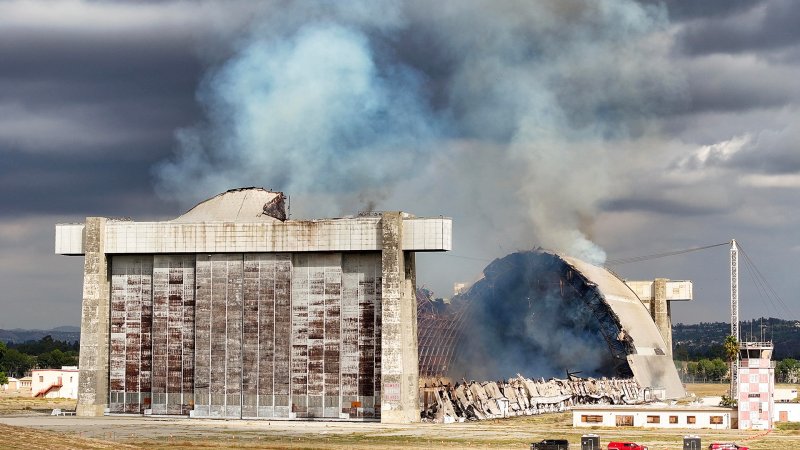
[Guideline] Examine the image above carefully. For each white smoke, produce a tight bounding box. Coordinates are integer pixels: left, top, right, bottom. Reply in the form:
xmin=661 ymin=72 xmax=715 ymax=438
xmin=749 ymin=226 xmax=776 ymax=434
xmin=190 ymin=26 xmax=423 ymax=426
xmin=155 ymin=0 xmax=685 ymax=269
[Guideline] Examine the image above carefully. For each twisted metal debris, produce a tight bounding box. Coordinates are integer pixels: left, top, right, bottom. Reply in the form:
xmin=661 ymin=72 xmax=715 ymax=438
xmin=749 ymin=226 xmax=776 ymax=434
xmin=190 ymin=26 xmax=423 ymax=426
xmin=421 ymin=375 xmax=643 ymax=423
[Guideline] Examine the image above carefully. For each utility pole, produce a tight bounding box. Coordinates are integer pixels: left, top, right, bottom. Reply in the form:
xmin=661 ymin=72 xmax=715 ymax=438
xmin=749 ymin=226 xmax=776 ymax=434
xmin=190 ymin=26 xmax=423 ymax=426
xmin=730 ymin=239 xmax=740 ymax=399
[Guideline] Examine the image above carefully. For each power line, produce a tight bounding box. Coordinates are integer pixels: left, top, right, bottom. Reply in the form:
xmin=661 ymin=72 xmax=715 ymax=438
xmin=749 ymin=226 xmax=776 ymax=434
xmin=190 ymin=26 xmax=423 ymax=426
xmin=738 ymin=243 xmax=796 ymax=320
xmin=605 ymin=242 xmax=729 ymax=265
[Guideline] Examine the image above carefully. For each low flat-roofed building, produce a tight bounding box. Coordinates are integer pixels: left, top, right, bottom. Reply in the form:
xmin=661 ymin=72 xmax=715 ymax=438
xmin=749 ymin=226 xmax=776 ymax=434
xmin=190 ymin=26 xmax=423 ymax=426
xmin=18 ymin=377 xmax=32 ymax=388
xmin=31 ymin=366 xmax=80 ymax=399
xmin=774 ymin=402 xmax=800 ymax=423
xmin=572 ymin=404 xmax=735 ymax=430
xmin=1 ymin=377 xmax=19 ymax=391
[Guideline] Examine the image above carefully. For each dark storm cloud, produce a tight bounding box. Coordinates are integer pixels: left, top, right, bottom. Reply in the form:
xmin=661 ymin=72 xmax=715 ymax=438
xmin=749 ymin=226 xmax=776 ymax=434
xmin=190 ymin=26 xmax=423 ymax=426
xmin=677 ymin=0 xmax=800 ymax=55
xmin=0 ymin=2 xmax=212 ymax=218
xmin=0 ymin=148 xmax=177 ymax=219
xmin=639 ymin=0 xmax=764 ymax=21
xmin=684 ymin=56 xmax=800 ymax=113
xmin=603 ymin=191 xmax=733 ymax=216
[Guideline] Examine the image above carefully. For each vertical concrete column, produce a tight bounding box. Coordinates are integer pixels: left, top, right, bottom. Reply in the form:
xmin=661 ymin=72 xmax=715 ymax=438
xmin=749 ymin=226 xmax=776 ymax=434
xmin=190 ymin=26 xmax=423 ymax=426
xmin=77 ymin=217 xmax=110 ymax=416
xmin=653 ymin=278 xmax=672 ymax=356
xmin=380 ymin=212 xmax=420 ymax=423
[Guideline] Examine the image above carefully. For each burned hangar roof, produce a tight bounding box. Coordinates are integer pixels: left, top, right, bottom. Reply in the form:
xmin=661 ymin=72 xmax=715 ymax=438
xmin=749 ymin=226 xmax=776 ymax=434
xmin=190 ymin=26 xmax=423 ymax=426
xmin=172 ymin=187 xmax=287 ymax=222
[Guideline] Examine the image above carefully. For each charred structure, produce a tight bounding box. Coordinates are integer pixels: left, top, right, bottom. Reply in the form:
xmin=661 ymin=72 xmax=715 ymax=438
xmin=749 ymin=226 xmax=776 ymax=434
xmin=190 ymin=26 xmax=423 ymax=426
xmin=421 ymin=376 xmax=643 ymax=423
xmin=416 ymin=250 xmax=684 ymax=399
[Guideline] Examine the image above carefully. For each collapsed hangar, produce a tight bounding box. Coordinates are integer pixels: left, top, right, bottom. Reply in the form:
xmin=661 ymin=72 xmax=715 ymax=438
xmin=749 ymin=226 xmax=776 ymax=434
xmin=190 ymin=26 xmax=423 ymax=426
xmin=55 ymin=188 xmax=451 ymax=423
xmin=417 ymin=251 xmax=688 ymax=399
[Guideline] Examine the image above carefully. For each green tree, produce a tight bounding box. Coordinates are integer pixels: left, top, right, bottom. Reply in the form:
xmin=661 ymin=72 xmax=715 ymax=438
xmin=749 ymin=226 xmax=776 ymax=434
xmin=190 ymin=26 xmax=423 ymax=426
xmin=0 ymin=348 xmax=36 ymax=378
xmin=724 ymin=335 xmax=739 ymax=398
xmin=777 ymin=358 xmax=800 ymax=383
xmin=687 ymin=361 xmax=700 ymax=381
xmin=710 ymin=358 xmax=728 ymax=382
xmin=0 ymin=371 xmax=7 ymax=386
xmin=37 ymin=349 xmax=78 ymax=369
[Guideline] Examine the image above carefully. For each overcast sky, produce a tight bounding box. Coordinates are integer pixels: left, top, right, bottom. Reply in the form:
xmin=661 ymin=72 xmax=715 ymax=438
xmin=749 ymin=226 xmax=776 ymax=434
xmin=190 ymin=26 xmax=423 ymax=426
xmin=1 ymin=0 xmax=798 ymax=330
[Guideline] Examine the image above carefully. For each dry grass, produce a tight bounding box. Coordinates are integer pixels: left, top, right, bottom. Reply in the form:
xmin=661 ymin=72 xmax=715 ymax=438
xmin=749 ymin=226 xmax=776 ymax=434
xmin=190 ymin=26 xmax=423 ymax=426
xmin=0 ymin=390 xmax=77 ymax=415
xmin=1 ymin=386 xmax=799 ymax=450
xmin=0 ymin=423 xmax=137 ymax=450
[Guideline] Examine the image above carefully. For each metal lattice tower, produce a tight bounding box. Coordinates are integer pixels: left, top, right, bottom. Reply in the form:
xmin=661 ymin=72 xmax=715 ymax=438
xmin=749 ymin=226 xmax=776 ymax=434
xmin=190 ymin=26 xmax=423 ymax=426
xmin=730 ymin=239 xmax=740 ymax=398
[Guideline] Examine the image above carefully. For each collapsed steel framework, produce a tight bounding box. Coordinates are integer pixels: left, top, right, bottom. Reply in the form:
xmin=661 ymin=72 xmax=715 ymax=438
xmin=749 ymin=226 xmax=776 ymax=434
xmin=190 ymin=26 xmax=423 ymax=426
xmin=417 ymin=251 xmax=636 ymax=380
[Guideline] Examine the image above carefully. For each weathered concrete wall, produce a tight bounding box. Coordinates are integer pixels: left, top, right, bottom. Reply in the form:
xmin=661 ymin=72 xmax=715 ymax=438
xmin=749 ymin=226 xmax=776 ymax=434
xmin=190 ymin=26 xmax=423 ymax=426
xmin=653 ymin=278 xmax=671 ymax=356
xmin=109 ymin=255 xmax=153 ymax=414
xmin=77 ymin=217 xmax=110 ymax=416
xmin=380 ymin=213 xmax=420 ymax=423
xmin=55 ymin=217 xmax=452 ymax=255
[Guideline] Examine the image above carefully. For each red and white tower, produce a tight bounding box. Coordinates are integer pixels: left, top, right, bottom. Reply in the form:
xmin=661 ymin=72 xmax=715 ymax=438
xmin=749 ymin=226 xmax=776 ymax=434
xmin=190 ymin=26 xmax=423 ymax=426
xmin=737 ymin=341 xmax=774 ymax=430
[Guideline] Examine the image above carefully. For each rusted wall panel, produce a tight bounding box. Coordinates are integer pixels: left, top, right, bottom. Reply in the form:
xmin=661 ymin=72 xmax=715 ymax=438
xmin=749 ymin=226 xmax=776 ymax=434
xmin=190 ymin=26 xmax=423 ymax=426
xmin=323 ymin=260 xmax=342 ymax=418
xmin=241 ymin=253 xmax=293 ymax=418
xmin=290 ymin=255 xmax=309 ymax=417
xmin=342 ymin=253 xmax=381 ymax=419
xmin=109 ymin=259 xmax=127 ymax=413
xmin=225 ymin=256 xmax=243 ymax=418
xmin=109 ymin=256 xmax=152 ymax=414
xmin=241 ymin=256 xmax=260 ymax=418
xmin=193 ymin=255 xmax=212 ymax=417
xmin=151 ymin=257 xmax=168 ymax=414
xmin=193 ymin=254 xmax=243 ymax=418
xmin=152 ymin=255 xmax=195 ymax=415
xmin=273 ymin=255 xmax=292 ymax=417
xmin=340 ymin=255 xmax=361 ymax=414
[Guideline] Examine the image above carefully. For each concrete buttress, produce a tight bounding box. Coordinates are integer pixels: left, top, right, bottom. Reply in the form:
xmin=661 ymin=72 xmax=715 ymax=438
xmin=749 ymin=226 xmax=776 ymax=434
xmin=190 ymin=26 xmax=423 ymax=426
xmin=380 ymin=212 xmax=420 ymax=423
xmin=77 ymin=217 xmax=110 ymax=416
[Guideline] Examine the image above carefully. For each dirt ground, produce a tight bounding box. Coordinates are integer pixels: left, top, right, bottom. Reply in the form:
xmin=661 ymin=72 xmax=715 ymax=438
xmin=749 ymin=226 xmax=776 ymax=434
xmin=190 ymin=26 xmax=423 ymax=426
xmin=0 ymin=385 xmax=798 ymax=449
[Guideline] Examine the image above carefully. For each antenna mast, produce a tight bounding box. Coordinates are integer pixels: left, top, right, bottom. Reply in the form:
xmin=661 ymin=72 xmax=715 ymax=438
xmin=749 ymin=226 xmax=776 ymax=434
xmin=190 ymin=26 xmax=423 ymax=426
xmin=731 ymin=239 xmax=740 ymax=397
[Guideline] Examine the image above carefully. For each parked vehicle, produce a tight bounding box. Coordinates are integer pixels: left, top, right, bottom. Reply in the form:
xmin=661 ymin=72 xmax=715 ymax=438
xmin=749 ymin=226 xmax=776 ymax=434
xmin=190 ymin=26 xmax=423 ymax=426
xmin=707 ymin=444 xmax=749 ymax=450
xmin=530 ymin=438 xmax=570 ymax=450
xmin=607 ymin=442 xmax=648 ymax=450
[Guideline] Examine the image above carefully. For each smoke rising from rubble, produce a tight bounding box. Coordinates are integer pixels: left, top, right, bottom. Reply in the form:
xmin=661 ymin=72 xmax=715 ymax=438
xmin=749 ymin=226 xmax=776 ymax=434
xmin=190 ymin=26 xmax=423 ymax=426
xmin=156 ymin=0 xmax=684 ymax=265
xmin=448 ymin=251 xmax=622 ymax=380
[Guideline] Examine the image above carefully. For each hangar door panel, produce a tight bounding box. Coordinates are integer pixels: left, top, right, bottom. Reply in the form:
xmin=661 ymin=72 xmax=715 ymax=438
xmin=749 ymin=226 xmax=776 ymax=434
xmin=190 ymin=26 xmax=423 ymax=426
xmin=109 ymin=256 xmax=153 ymax=414
xmin=151 ymin=255 xmax=195 ymax=415
xmin=194 ymin=254 xmax=243 ymax=418
xmin=192 ymin=252 xmax=382 ymax=420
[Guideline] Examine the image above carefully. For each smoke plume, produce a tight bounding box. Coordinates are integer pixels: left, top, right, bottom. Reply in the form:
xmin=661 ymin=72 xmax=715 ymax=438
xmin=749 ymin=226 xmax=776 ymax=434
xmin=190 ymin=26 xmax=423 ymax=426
xmin=447 ymin=251 xmax=627 ymax=380
xmin=155 ymin=0 xmax=684 ymax=268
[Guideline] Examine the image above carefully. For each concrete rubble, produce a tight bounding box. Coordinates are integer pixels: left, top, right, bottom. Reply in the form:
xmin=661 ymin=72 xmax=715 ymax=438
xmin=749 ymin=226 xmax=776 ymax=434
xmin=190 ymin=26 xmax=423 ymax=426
xmin=421 ymin=375 xmax=642 ymax=423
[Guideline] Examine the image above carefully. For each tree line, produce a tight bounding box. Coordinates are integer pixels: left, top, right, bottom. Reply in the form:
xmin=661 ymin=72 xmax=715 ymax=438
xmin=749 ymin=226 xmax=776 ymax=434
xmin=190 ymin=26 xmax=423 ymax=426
xmin=0 ymin=335 xmax=79 ymax=380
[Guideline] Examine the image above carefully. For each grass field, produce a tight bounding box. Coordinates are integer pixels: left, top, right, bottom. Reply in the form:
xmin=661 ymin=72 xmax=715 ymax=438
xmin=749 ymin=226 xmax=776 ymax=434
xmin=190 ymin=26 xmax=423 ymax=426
xmin=0 ymin=385 xmax=798 ymax=449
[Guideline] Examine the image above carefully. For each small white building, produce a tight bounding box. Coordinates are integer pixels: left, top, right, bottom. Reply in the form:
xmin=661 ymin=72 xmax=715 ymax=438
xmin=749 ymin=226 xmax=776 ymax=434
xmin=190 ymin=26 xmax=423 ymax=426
xmin=774 ymin=402 xmax=800 ymax=423
xmin=572 ymin=404 xmax=736 ymax=430
xmin=775 ymin=387 xmax=797 ymax=402
xmin=31 ymin=366 xmax=79 ymax=399
xmin=18 ymin=376 xmax=32 ymax=388
xmin=1 ymin=377 xmax=19 ymax=391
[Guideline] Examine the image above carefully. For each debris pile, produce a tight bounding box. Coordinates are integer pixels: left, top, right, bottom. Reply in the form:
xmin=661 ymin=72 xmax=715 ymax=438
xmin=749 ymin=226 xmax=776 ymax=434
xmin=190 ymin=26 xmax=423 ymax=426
xmin=421 ymin=375 xmax=642 ymax=423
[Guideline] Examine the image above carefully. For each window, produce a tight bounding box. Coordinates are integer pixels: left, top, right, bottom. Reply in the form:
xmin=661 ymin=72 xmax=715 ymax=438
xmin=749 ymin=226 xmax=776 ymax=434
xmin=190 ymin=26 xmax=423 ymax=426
xmin=669 ymin=416 xmax=678 ymax=424
xmin=646 ymin=415 xmax=660 ymax=423
xmin=39 ymin=376 xmax=44 ymax=383
xmin=616 ymin=415 xmax=634 ymax=426
xmin=710 ymin=416 xmax=723 ymax=424
xmin=687 ymin=416 xmax=696 ymax=424
xmin=581 ymin=415 xmax=603 ymax=423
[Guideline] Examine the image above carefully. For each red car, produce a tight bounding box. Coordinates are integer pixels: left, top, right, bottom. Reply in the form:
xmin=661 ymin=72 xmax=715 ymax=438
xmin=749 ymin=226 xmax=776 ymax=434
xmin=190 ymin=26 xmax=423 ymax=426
xmin=708 ymin=444 xmax=749 ymax=450
xmin=608 ymin=442 xmax=648 ymax=450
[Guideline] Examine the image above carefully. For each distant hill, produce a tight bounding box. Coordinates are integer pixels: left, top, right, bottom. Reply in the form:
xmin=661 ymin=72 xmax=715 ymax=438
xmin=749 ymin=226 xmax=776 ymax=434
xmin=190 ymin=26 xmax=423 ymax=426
xmin=0 ymin=327 xmax=80 ymax=344
xmin=673 ymin=318 xmax=800 ymax=360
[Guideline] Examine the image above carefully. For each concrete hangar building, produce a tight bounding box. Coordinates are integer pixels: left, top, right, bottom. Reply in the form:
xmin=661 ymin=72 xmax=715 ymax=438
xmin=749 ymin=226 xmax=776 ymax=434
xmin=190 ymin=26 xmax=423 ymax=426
xmin=55 ymin=188 xmax=452 ymax=423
